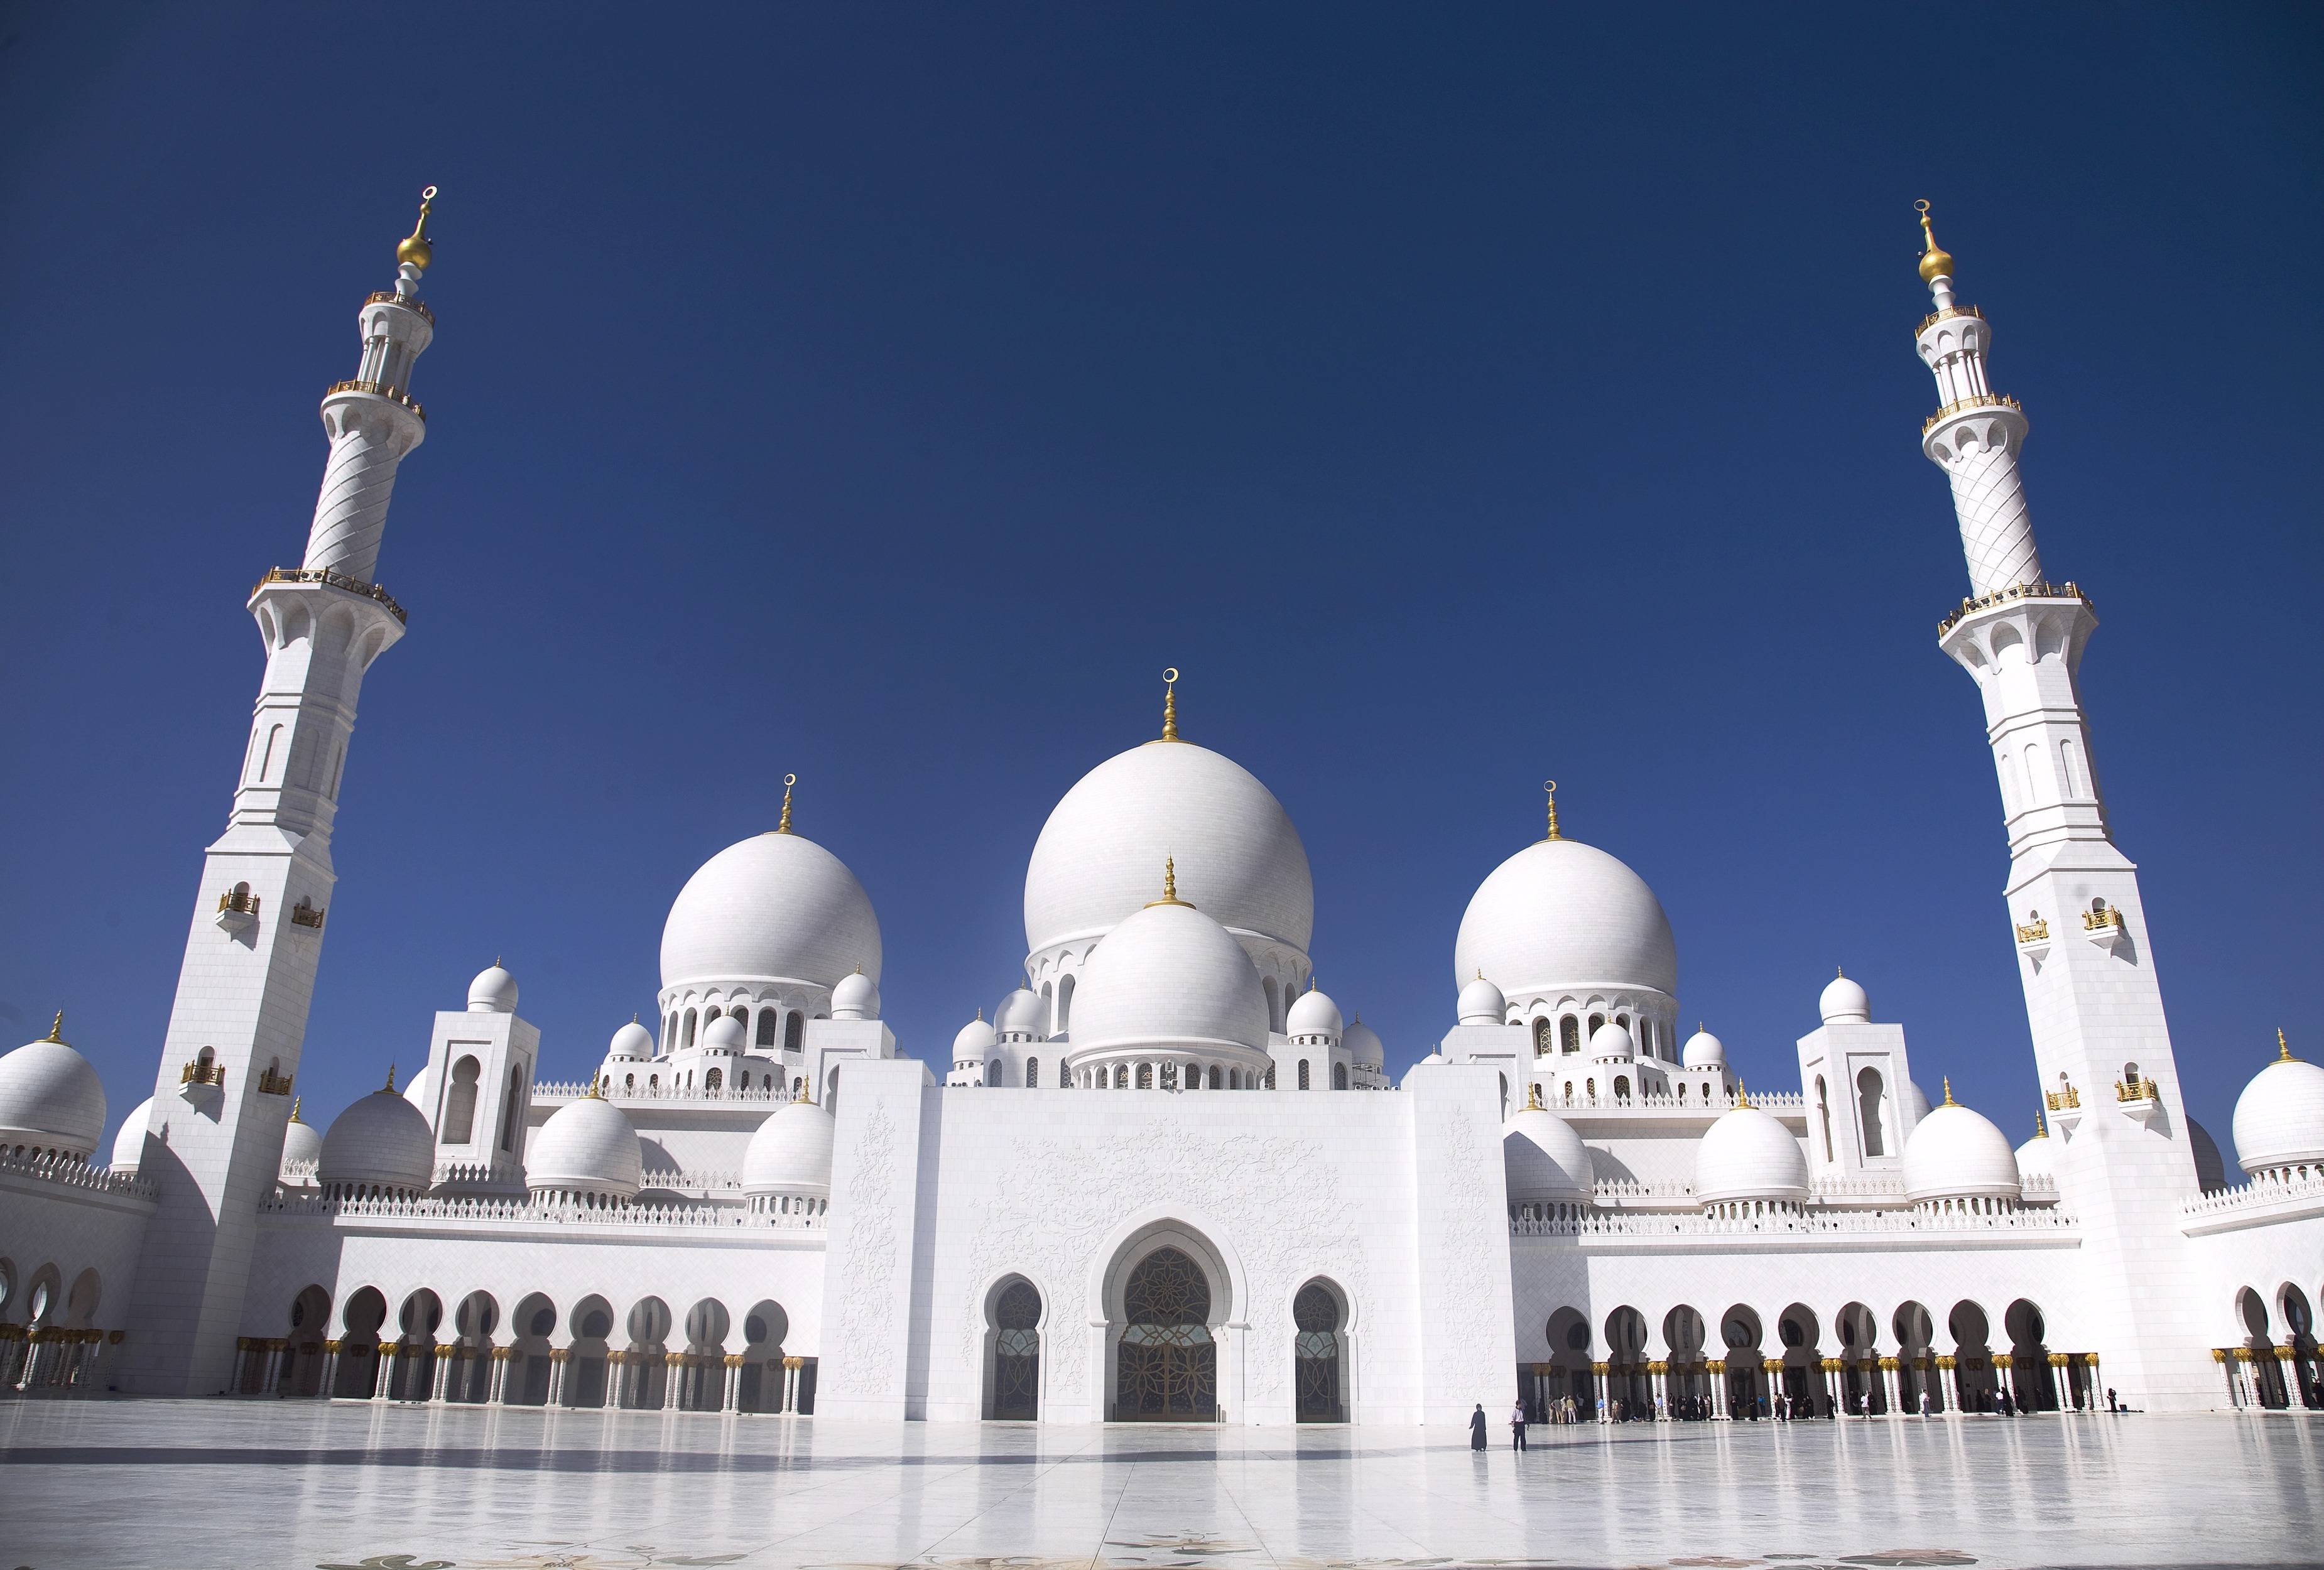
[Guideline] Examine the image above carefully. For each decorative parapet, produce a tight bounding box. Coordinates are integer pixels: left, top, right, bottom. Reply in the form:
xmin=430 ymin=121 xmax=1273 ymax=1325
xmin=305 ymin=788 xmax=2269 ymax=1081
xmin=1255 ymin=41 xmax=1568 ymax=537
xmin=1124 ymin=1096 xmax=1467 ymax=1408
xmin=1538 ymin=1086 xmax=1805 ymax=1113
xmin=1921 ymin=391 xmax=2023 ymax=436
xmin=0 ymin=1149 xmax=156 ymax=1202
xmin=258 ymin=1190 xmax=823 ymax=1231
xmin=288 ymin=899 xmax=327 ymax=931
xmin=2045 ymin=1084 xmax=2081 ymax=1112
xmin=2181 ymin=1167 xmax=2324 ymax=1235
xmin=2014 ymin=918 xmax=2050 ymax=945
xmin=2115 ymin=1077 xmax=2161 ymax=1103
xmin=364 ymin=290 xmax=435 ymax=325
xmin=2082 ymin=906 xmax=2124 ymax=933
xmin=1916 ymin=303 xmax=1985 ymax=336
xmin=251 ymin=566 xmax=408 ymax=625
xmin=256 ymin=1067 xmax=294 ymax=1096
xmin=324 ymin=378 xmax=426 ymax=420
xmin=1511 ymin=1204 xmax=2076 ymax=1239
xmin=1936 ymin=578 xmax=2090 ymax=638
xmin=217 ymin=888 xmax=262 ymax=918
xmin=180 ymin=1058 xmax=225 ymax=1088
xmin=1590 ymin=1179 xmax=1697 ymax=1206
xmin=535 ymin=1079 xmax=798 ymax=1107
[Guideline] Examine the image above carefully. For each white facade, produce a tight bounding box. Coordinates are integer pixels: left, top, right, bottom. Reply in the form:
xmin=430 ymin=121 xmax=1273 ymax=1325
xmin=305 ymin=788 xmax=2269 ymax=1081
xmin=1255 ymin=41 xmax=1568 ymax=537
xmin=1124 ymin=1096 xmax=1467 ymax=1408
xmin=4 ymin=198 xmax=2323 ymax=1422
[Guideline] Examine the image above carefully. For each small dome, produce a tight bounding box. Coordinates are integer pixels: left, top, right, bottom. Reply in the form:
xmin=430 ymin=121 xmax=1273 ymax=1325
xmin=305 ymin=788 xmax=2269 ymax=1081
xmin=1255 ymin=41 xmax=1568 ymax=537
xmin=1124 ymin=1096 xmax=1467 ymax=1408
xmin=2187 ymin=1116 xmax=2228 ymax=1193
xmin=1695 ymin=1103 xmax=1810 ymax=1205
xmin=1416 ymin=1050 xmax=1446 ymax=1066
xmin=526 ymin=1095 xmax=643 ymax=1198
xmin=1903 ymin=1098 xmax=2021 ymax=1202
xmin=279 ymin=1105 xmax=322 ymax=1186
xmin=2232 ymin=1045 xmax=2324 ymax=1173
xmin=832 ymin=970 xmax=881 ymax=1022
xmin=953 ymin=1014 xmax=996 ymax=1059
xmin=742 ymin=1098 xmax=837 ymax=1197
xmin=0 ymin=1026 xmax=107 ymax=1157
xmin=109 ymin=1096 xmax=154 ymax=1174
xmin=402 ymin=1060 xmax=435 ymax=1116
xmin=661 ymin=830 xmax=883 ymax=992
xmin=995 ymin=987 xmax=1047 ymax=1040
xmin=1819 ymin=971 xmax=1870 ymax=1025
xmin=1069 ymin=899 xmax=1270 ymax=1056
xmin=1344 ymin=1019 xmax=1385 ymax=1068
xmin=1503 ymin=1105 xmax=1593 ymax=1199
xmin=1456 ymin=975 xmax=1506 ymax=1027
xmin=606 ymin=1020 xmax=655 ymax=1061
xmin=1287 ymin=985 xmax=1344 ymax=1040
xmin=2014 ymin=1120 xmax=2051 ymax=1187
xmin=321 ymin=1086 xmax=436 ymax=1191
xmin=702 ymin=1014 xmax=747 ymax=1054
xmin=1904 ymin=1078 xmax=1933 ymax=1125
xmin=1454 ymin=836 xmax=1678 ymax=999
xmin=467 ymin=963 xmax=519 ymax=1013
xmin=1588 ymin=1021 xmax=1636 ymax=1061
xmin=1681 ymin=1027 xmax=1726 ymax=1068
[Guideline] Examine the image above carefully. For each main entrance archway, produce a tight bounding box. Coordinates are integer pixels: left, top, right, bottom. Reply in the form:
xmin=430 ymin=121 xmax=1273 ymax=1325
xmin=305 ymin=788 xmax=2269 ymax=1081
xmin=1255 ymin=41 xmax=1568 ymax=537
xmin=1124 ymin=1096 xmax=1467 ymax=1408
xmin=1115 ymin=1247 xmax=1216 ymax=1421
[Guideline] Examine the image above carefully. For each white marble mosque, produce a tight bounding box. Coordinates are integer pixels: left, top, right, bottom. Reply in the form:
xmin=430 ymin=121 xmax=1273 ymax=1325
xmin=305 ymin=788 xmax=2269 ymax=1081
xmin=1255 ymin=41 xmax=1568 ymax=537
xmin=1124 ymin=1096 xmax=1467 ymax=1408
xmin=3 ymin=194 xmax=2321 ymax=1431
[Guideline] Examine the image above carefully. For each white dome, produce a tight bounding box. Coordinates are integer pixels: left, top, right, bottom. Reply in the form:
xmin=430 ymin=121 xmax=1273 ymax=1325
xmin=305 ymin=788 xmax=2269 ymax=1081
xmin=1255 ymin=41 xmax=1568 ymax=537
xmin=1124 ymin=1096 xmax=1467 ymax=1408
xmin=1904 ymin=1078 xmax=1933 ymax=1125
xmin=279 ymin=1106 xmax=322 ymax=1185
xmin=1344 ymin=1019 xmax=1385 ymax=1068
xmin=661 ymin=831 xmax=882 ymax=991
xmin=1453 ymin=838 xmax=1677 ymax=999
xmin=1024 ymin=740 xmax=1313 ymax=962
xmin=2232 ymin=1048 xmax=2324 ymax=1173
xmin=1503 ymin=1106 xmax=1594 ymax=1199
xmin=1589 ymin=1021 xmax=1636 ymax=1061
xmin=995 ymin=987 xmax=1047 ymax=1040
xmin=1457 ymin=974 xmax=1506 ymax=1027
xmin=1069 ymin=899 xmax=1270 ymax=1056
xmin=702 ymin=1014 xmax=747 ymax=1054
xmin=526 ymin=1095 xmax=643 ymax=1198
xmin=952 ymin=1014 xmax=996 ymax=1059
xmin=1903 ymin=1099 xmax=2022 ymax=1202
xmin=321 ymin=1086 xmax=436 ymax=1191
xmin=402 ymin=1061 xmax=435 ymax=1116
xmin=606 ymin=1020 xmax=655 ymax=1061
xmin=1287 ymin=985 xmax=1344 ymax=1039
xmin=2014 ymin=1123 xmax=2050 ymax=1187
xmin=0 ymin=1028 xmax=106 ymax=1157
xmin=109 ymin=1096 xmax=153 ymax=1174
xmin=1820 ymin=971 xmax=1870 ymax=1025
xmin=1681 ymin=1027 xmax=1726 ymax=1068
xmin=467 ymin=963 xmax=518 ymax=1014
xmin=1694 ymin=1103 xmax=1810 ymax=1205
xmin=742 ymin=1099 xmax=837 ymax=1197
xmin=832 ymin=970 xmax=881 ymax=1021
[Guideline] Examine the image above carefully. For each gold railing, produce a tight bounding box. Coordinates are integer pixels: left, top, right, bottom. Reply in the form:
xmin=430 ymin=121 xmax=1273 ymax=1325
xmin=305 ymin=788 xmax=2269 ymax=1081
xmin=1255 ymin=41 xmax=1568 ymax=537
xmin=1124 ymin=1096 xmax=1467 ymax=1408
xmin=251 ymin=566 xmax=408 ymax=625
xmin=1916 ymin=303 xmax=1985 ymax=335
xmin=2116 ymin=1078 xmax=2160 ymax=1103
xmin=2045 ymin=1085 xmax=2081 ymax=1112
xmin=180 ymin=1058 xmax=225 ymax=1087
xmin=1922 ymin=392 xmax=2023 ymax=435
xmin=217 ymin=889 xmax=261 ymax=917
xmin=323 ymin=379 xmax=426 ymax=420
xmin=2015 ymin=919 xmax=2050 ymax=945
xmin=289 ymin=900 xmax=327 ymax=930
xmin=257 ymin=1067 xmax=294 ymax=1096
xmin=2083 ymin=907 xmax=2124 ymax=932
xmin=1937 ymin=578 xmax=2092 ymax=637
xmin=363 ymin=290 xmax=435 ymax=325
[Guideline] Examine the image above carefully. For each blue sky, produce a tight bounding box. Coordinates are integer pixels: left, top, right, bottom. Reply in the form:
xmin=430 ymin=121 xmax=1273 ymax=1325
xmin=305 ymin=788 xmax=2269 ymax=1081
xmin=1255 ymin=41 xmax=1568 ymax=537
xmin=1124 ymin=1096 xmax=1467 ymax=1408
xmin=3 ymin=3 xmax=2318 ymax=1159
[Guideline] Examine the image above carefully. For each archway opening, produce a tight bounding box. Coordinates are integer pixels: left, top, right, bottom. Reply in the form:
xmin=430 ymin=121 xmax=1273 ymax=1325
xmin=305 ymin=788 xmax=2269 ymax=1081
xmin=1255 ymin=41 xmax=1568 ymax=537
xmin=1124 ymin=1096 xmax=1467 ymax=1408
xmin=1720 ymin=1306 xmax=1767 ymax=1419
xmin=1948 ymin=1299 xmax=1995 ymax=1414
xmin=391 ymin=1289 xmax=443 ymax=1400
xmin=2003 ymin=1298 xmax=2056 ymax=1411
xmin=507 ymin=1293 xmax=558 ymax=1406
xmin=336 ymin=1287 xmax=387 ymax=1397
xmin=450 ymin=1290 xmax=499 ymax=1403
xmin=1893 ymin=1301 xmax=1940 ymax=1413
xmin=1776 ymin=1303 xmax=1825 ymax=1417
xmin=1114 ymin=1245 xmax=1216 ymax=1421
xmin=1293 ymin=1279 xmax=1347 ymax=1422
xmin=988 ymin=1278 xmax=1042 ymax=1421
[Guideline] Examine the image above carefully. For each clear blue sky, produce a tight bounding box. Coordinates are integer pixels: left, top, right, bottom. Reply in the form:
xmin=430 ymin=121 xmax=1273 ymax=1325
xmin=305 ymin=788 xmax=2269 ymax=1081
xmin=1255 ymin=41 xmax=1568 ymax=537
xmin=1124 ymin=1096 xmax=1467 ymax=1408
xmin=3 ymin=4 xmax=2318 ymax=1159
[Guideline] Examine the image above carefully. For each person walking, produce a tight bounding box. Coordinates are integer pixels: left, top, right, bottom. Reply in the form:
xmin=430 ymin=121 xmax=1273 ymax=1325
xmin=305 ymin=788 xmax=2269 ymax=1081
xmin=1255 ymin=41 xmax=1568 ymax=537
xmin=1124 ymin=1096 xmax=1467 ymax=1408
xmin=1470 ymin=1402 xmax=1489 ymax=1451
xmin=1918 ymin=1387 xmax=1931 ymax=1417
xmin=1510 ymin=1399 xmax=1528 ymax=1451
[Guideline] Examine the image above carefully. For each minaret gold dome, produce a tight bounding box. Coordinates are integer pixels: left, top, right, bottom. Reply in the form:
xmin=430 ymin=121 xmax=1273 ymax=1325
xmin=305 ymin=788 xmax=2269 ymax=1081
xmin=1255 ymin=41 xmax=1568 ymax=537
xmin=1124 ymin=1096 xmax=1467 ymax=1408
xmin=1915 ymin=198 xmax=1955 ymax=285
xmin=396 ymin=185 xmax=438 ymax=272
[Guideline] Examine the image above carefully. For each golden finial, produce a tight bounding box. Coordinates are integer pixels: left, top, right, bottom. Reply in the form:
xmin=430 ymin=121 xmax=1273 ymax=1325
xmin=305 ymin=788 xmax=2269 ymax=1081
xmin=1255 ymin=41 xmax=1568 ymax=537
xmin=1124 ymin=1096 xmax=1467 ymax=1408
xmin=1942 ymin=1076 xmax=1957 ymax=1107
xmin=1735 ymin=1080 xmax=1753 ymax=1108
xmin=384 ymin=1063 xmax=398 ymax=1093
xmin=777 ymin=773 xmax=796 ymax=835
xmin=1526 ymin=1081 xmax=1545 ymax=1111
xmin=1543 ymin=780 xmax=1562 ymax=842
xmin=1915 ymin=199 xmax=1955 ymax=286
xmin=2279 ymin=1028 xmax=2296 ymax=1063
xmin=1836 ymin=965 xmax=1845 ymax=979
xmin=2033 ymin=1109 xmax=2047 ymax=1139
xmin=1146 ymin=854 xmax=1192 ymax=908
xmin=585 ymin=1075 xmax=604 ymax=1100
xmin=45 ymin=1011 xmax=65 ymax=1043
xmin=397 ymin=185 xmax=438 ymax=273
xmin=1159 ymin=668 xmax=1181 ymax=742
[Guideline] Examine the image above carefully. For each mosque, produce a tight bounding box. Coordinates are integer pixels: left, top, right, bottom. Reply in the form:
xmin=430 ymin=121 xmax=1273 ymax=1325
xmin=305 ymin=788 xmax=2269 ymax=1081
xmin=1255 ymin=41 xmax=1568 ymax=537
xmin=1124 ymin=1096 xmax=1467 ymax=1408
xmin=3 ymin=193 xmax=2320 ymax=1425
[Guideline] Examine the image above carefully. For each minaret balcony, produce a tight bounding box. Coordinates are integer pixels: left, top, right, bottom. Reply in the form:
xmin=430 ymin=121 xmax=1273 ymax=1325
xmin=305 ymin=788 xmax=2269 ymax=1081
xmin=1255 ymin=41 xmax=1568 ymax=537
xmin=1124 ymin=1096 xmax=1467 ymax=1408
xmin=289 ymin=899 xmax=327 ymax=931
xmin=2115 ymin=1076 xmax=2164 ymax=1127
xmin=2044 ymin=1083 xmax=2084 ymax=1134
xmin=179 ymin=1058 xmax=225 ymax=1089
xmin=2014 ymin=917 xmax=2051 ymax=968
xmin=362 ymin=290 xmax=435 ymax=326
xmin=2082 ymin=904 xmax=2127 ymax=955
xmin=249 ymin=566 xmax=408 ymax=625
xmin=1916 ymin=303 xmax=1985 ymax=336
xmin=215 ymin=887 xmax=260 ymax=932
xmin=323 ymin=378 xmax=426 ymax=421
xmin=1921 ymin=391 xmax=2021 ymax=436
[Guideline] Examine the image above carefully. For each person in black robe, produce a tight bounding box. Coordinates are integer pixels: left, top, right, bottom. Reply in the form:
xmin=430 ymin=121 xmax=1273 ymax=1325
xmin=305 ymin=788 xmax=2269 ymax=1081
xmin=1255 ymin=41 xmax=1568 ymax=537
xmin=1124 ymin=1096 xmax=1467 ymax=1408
xmin=1469 ymin=1402 xmax=1488 ymax=1449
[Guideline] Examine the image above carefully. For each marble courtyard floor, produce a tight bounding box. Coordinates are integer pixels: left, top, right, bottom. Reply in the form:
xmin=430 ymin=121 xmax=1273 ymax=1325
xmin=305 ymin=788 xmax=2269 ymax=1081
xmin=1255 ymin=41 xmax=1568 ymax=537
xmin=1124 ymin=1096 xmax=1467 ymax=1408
xmin=0 ymin=1402 xmax=2317 ymax=1570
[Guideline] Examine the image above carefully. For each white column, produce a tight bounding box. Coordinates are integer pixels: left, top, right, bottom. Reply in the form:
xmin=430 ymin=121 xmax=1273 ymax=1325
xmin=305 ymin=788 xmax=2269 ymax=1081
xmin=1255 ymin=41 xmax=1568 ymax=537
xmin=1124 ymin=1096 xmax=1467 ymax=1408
xmin=663 ymin=1354 xmax=685 ymax=1410
xmin=722 ymin=1356 xmax=742 ymax=1413
xmin=488 ymin=1350 xmax=510 ymax=1405
xmin=430 ymin=1347 xmax=455 ymax=1403
xmin=1708 ymin=1364 xmax=1727 ymax=1419
xmin=1881 ymin=1361 xmax=1901 ymax=1415
xmin=319 ymin=1341 xmax=342 ymax=1399
xmin=371 ymin=1346 xmax=394 ymax=1400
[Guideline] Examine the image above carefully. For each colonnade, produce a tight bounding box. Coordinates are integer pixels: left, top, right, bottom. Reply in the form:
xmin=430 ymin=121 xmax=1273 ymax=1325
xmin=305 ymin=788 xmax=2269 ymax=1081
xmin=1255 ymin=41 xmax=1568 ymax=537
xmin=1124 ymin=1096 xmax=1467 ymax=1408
xmin=232 ymin=1336 xmax=817 ymax=1415
xmin=0 ymin=1324 xmax=122 ymax=1394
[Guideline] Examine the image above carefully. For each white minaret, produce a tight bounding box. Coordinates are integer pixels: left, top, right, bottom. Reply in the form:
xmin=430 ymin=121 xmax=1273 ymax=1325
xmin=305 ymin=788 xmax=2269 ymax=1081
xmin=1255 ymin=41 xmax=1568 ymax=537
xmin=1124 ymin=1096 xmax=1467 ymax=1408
xmin=1916 ymin=203 xmax=2208 ymax=1409
xmin=118 ymin=190 xmax=439 ymax=1394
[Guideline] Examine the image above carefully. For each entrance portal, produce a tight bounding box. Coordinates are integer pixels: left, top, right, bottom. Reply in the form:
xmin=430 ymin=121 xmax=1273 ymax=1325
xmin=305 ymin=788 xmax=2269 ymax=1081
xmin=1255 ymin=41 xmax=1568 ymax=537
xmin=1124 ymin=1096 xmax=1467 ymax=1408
xmin=1293 ymin=1280 xmax=1345 ymax=1422
xmin=1116 ymin=1246 xmax=1216 ymax=1421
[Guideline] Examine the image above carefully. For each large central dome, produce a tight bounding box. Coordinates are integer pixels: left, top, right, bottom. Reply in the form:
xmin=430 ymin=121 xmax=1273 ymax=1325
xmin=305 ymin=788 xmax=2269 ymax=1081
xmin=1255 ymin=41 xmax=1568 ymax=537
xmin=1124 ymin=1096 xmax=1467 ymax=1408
xmin=662 ymin=831 xmax=882 ymax=990
xmin=1024 ymin=740 xmax=1312 ymax=960
xmin=1453 ymin=836 xmax=1677 ymax=998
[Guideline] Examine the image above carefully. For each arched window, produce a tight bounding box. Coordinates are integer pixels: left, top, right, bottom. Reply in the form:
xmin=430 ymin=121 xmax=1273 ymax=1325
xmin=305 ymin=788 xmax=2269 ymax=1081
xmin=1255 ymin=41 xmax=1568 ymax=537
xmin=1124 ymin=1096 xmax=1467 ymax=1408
xmin=705 ymin=1067 xmax=723 ymax=1094
xmin=624 ymin=1073 xmax=636 ymax=1091
xmin=664 ymin=1015 xmax=677 ymax=1051
xmin=1264 ymin=1066 xmax=1276 ymax=1088
xmin=1114 ymin=1064 xmax=1129 ymax=1089
xmin=783 ymin=1012 xmax=804 ymax=1053
xmin=1208 ymin=1064 xmax=1222 ymax=1090
xmin=1056 ymin=974 xmax=1075 ymax=1033
xmin=1588 ymin=1013 xmax=1604 ymax=1036
xmin=498 ymin=1066 xmax=525 ymax=1152
xmin=1856 ymin=1067 xmax=1887 ymax=1157
xmin=443 ymin=1056 xmax=481 ymax=1144
xmin=682 ymin=1009 xmax=698 ymax=1048
xmin=1229 ymin=1068 xmax=1240 ymax=1090
xmin=1297 ymin=1060 xmax=1311 ymax=1090
xmin=1293 ymin=1282 xmax=1345 ymax=1422
xmin=1264 ymin=977 xmax=1281 ymax=1032
xmin=986 ymin=1059 xmax=1001 ymax=1088
xmin=1585 ymin=1077 xmax=1595 ymax=1099
xmin=705 ymin=1005 xmax=723 ymax=1024
xmin=1815 ymin=1076 xmax=1833 ymax=1163
xmin=1333 ymin=1063 xmax=1347 ymax=1090
xmin=1533 ymin=1019 xmax=1554 ymax=1056
xmin=1161 ymin=1062 xmax=1178 ymax=1090
xmin=1614 ymin=1076 xmax=1630 ymax=1102
xmin=1026 ymin=1057 xmax=1040 ymax=1088
xmin=1136 ymin=1062 xmax=1153 ymax=1090
xmin=1561 ymin=1015 xmax=1581 ymax=1053
xmin=992 ymin=1280 xmax=1042 ymax=1420
xmin=756 ymin=1007 xmax=779 ymax=1048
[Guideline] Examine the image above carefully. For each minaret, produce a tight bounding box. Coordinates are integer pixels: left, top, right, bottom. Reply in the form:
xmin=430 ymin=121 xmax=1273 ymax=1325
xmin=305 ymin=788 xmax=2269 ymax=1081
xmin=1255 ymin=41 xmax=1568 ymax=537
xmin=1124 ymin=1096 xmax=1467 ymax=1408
xmin=118 ymin=190 xmax=439 ymax=1394
xmin=1915 ymin=203 xmax=2207 ymax=1409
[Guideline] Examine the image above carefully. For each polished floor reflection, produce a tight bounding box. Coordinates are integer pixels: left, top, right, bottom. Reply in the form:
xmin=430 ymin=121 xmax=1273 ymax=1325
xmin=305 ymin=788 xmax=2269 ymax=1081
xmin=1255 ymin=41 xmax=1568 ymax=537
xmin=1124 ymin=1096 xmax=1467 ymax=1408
xmin=1 ymin=1401 xmax=2316 ymax=1569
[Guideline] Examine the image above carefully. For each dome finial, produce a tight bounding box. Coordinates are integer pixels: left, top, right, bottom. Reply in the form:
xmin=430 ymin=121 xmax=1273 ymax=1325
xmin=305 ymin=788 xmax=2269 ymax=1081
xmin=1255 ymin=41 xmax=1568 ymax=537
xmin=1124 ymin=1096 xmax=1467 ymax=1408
xmin=384 ymin=1062 xmax=398 ymax=1093
xmin=2033 ymin=1108 xmax=2047 ymax=1139
xmin=1526 ymin=1081 xmax=1544 ymax=1110
xmin=1146 ymin=854 xmax=1192 ymax=908
xmin=1735 ymin=1079 xmax=1753 ymax=1108
xmin=777 ymin=773 xmax=796 ymax=835
xmin=1542 ymin=779 xmax=1561 ymax=842
xmin=2280 ymin=1027 xmax=2296 ymax=1063
xmin=290 ymin=1096 xmax=304 ymax=1123
xmin=1942 ymin=1075 xmax=1957 ymax=1107
xmin=1836 ymin=965 xmax=1844 ymax=978
xmin=585 ymin=1075 xmax=604 ymax=1101
xmin=396 ymin=185 xmax=438 ymax=274
xmin=45 ymin=1011 xmax=64 ymax=1043
xmin=1160 ymin=668 xmax=1181 ymax=742
xmin=1914 ymin=198 xmax=1955 ymax=286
